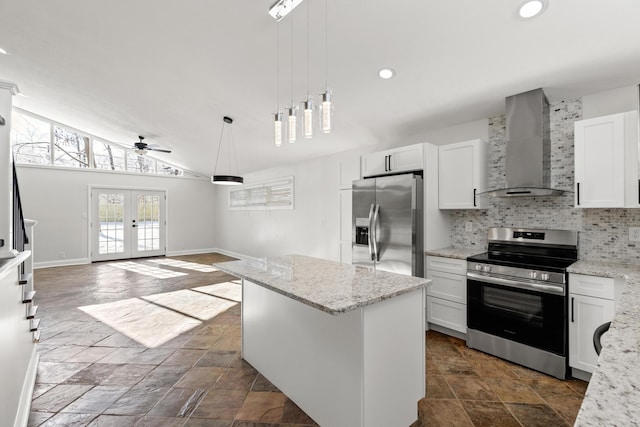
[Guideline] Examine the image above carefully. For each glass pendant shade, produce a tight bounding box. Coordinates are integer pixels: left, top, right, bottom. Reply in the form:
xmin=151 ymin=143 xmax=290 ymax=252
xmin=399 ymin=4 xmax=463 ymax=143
xmin=274 ymin=112 xmax=283 ymax=147
xmin=288 ymin=107 xmax=297 ymax=143
xmin=320 ymin=91 xmax=332 ymax=133
xmin=303 ymin=98 xmax=314 ymax=139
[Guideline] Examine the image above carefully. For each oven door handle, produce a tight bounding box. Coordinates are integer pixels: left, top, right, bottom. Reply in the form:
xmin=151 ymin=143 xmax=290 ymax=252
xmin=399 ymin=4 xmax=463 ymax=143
xmin=467 ymin=272 xmax=565 ymax=296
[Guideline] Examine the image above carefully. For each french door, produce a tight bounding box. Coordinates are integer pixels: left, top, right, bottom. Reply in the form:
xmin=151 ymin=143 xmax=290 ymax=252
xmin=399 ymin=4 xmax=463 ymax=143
xmin=91 ymin=188 xmax=166 ymax=261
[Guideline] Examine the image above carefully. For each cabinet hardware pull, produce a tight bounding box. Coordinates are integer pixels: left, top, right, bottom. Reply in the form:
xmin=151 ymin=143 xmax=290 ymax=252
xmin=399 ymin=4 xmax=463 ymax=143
xmin=473 ymin=188 xmax=477 ymax=207
xmin=571 ymin=297 xmax=575 ymax=322
xmin=384 ymin=155 xmax=388 ymax=172
xmin=576 ymin=183 xmax=581 ymax=206
xmin=388 ymin=155 xmax=392 ymax=172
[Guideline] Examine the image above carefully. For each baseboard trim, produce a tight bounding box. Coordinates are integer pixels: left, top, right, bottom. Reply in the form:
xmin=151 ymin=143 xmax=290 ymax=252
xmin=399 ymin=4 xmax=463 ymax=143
xmin=14 ymin=347 xmax=39 ymax=427
xmin=34 ymin=258 xmax=90 ymax=269
xmin=211 ymin=248 xmax=260 ymax=262
xmin=165 ymin=248 xmax=219 ymax=257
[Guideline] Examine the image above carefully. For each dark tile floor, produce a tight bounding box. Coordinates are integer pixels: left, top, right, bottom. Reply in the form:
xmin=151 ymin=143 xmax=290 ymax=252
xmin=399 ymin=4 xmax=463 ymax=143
xmin=28 ymin=253 xmax=587 ymax=426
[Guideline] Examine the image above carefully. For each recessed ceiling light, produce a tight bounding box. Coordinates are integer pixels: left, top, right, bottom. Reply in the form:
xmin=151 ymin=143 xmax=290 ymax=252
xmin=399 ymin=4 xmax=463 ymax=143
xmin=378 ymin=68 xmax=395 ymax=79
xmin=0 ymin=47 xmax=9 ymax=55
xmin=519 ymin=0 xmax=547 ymax=18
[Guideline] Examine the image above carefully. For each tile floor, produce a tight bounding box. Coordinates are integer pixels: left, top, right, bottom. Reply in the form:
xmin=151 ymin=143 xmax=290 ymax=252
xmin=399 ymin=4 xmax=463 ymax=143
xmin=28 ymin=253 xmax=587 ymax=426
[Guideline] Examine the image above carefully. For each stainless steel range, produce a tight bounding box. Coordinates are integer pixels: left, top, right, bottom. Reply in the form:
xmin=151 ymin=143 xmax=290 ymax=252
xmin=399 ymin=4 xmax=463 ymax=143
xmin=466 ymin=227 xmax=578 ymax=379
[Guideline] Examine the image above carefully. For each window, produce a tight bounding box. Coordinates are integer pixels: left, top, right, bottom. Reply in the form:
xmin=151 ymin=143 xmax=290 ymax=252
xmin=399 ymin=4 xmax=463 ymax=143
xmin=229 ymin=176 xmax=294 ymax=210
xmin=127 ymin=153 xmax=156 ymax=174
xmin=53 ymin=125 xmax=90 ymax=168
xmin=10 ymin=108 xmax=193 ymax=177
xmin=93 ymin=140 xmax=126 ymax=171
xmin=157 ymin=162 xmax=184 ymax=176
xmin=10 ymin=111 xmax=51 ymax=165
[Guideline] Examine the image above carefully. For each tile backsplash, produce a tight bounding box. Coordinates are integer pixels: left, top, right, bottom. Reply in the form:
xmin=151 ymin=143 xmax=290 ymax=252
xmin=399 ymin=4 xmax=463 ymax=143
xmin=450 ymin=97 xmax=640 ymax=264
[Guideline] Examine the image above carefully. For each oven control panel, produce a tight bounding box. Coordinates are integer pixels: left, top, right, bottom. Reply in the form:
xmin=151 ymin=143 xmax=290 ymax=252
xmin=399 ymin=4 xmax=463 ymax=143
xmin=467 ymin=262 xmax=565 ymax=285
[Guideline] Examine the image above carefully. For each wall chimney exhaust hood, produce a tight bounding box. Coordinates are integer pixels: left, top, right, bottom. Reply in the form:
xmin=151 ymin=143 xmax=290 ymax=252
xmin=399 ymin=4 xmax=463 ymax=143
xmin=482 ymin=88 xmax=567 ymax=198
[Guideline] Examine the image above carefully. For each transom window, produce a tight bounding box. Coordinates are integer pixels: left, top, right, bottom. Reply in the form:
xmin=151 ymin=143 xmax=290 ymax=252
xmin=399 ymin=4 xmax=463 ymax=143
xmin=10 ymin=108 xmax=191 ymax=177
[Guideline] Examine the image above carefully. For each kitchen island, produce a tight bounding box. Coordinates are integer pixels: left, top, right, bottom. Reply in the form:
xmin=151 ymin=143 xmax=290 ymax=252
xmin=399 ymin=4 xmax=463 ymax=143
xmin=214 ymin=254 xmax=428 ymax=427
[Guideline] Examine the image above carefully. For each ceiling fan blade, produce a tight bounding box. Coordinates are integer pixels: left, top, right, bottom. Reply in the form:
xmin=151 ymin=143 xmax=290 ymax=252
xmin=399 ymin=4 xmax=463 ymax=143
xmin=147 ymin=147 xmax=172 ymax=153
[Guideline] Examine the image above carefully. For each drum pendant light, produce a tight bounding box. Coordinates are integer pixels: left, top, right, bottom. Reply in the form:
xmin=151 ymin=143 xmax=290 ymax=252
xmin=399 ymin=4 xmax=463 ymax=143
xmin=212 ymin=116 xmax=243 ymax=185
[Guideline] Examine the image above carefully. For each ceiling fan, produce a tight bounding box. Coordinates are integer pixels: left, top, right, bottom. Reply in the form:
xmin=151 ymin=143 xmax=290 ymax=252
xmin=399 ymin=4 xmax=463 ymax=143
xmin=132 ymin=136 xmax=172 ymax=155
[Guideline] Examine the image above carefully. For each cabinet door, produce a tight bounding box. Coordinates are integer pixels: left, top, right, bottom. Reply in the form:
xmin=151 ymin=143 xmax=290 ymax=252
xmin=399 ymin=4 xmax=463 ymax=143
xmin=569 ymin=293 xmax=614 ymax=373
xmin=339 ymin=189 xmax=352 ymax=264
xmin=361 ymin=151 xmax=388 ymax=178
xmin=388 ymin=144 xmax=424 ymax=174
xmin=574 ymin=114 xmax=625 ymax=208
xmin=426 ymin=270 xmax=466 ymax=304
xmin=438 ymin=140 xmax=487 ymax=209
xmin=426 ymin=296 xmax=466 ymax=333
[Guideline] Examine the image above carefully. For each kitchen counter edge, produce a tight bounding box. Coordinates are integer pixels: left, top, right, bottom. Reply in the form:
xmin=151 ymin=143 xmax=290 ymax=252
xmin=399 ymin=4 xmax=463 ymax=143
xmin=425 ymin=247 xmax=484 ymax=260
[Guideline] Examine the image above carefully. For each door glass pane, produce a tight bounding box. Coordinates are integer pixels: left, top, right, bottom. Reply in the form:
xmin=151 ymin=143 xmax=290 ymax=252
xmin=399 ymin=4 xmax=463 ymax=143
xmin=98 ymin=193 xmax=124 ymax=255
xmin=137 ymin=194 xmax=161 ymax=251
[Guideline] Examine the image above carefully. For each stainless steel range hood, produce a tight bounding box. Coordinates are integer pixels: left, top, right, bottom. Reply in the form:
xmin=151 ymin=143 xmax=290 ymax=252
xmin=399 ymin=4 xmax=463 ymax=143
xmin=484 ymin=88 xmax=567 ymax=197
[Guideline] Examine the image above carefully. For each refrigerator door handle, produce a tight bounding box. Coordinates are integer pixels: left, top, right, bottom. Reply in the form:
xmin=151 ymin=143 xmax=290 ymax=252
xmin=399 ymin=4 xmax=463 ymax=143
xmin=372 ymin=204 xmax=380 ymax=262
xmin=368 ymin=203 xmax=375 ymax=261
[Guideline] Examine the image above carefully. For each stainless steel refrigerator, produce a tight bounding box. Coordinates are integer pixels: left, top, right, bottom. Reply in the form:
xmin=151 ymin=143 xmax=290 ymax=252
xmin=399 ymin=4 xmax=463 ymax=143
xmin=352 ymin=173 xmax=423 ymax=276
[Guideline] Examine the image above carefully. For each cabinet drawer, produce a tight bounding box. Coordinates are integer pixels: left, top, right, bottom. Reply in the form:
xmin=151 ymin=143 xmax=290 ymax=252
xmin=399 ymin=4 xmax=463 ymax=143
xmin=569 ymin=273 xmax=615 ymax=300
xmin=427 ymin=296 xmax=466 ymax=334
xmin=426 ymin=270 xmax=466 ymax=304
xmin=426 ymin=256 xmax=467 ymax=275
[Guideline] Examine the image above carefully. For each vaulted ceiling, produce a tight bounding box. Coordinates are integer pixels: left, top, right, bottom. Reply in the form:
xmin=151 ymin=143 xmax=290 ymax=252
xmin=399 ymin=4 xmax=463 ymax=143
xmin=1 ymin=0 xmax=639 ymax=176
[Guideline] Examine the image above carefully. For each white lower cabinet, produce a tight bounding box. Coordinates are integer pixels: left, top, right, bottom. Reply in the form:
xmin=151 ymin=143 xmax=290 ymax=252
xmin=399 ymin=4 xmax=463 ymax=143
xmin=569 ymin=273 xmax=620 ymax=374
xmin=426 ymin=256 xmax=467 ymax=334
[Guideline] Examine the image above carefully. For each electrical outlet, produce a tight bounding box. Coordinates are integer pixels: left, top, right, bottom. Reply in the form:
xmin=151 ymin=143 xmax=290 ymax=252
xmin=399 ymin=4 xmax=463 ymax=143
xmin=630 ymin=227 xmax=640 ymax=242
xmin=59 ymin=251 xmax=66 ymax=259
xmin=465 ymin=222 xmax=473 ymax=232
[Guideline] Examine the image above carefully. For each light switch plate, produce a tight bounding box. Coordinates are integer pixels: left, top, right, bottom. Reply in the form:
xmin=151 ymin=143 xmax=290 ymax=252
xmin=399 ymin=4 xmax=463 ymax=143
xmin=629 ymin=227 xmax=640 ymax=242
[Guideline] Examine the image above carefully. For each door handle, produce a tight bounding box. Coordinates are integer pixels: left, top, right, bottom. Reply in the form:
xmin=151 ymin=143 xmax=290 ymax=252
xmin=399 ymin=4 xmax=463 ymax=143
xmin=571 ymin=297 xmax=574 ymax=322
xmin=368 ymin=204 xmax=375 ymax=261
xmin=372 ymin=204 xmax=380 ymax=262
xmin=132 ymin=225 xmax=137 ymax=228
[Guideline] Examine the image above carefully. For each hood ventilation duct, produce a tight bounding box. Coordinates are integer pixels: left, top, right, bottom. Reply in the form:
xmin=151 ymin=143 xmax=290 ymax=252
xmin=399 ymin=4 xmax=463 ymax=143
xmin=483 ymin=88 xmax=567 ymax=197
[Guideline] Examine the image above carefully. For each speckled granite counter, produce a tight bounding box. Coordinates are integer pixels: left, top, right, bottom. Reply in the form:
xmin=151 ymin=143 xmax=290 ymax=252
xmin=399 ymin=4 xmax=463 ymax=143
xmin=425 ymin=247 xmax=484 ymax=260
xmin=568 ymin=260 xmax=640 ymax=426
xmin=214 ymin=254 xmax=429 ymax=315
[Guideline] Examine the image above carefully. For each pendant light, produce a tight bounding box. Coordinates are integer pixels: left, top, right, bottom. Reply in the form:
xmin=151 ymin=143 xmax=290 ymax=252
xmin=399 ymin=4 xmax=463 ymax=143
xmin=274 ymin=23 xmax=283 ymax=147
xmin=288 ymin=13 xmax=297 ymax=143
xmin=302 ymin=1 xmax=314 ymax=139
xmin=320 ymin=0 xmax=333 ymax=134
xmin=212 ymin=116 xmax=243 ymax=185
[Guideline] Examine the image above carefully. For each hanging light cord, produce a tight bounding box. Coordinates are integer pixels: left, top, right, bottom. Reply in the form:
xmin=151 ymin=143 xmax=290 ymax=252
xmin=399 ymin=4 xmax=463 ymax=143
xmin=213 ymin=122 xmax=225 ymax=175
xmin=306 ymin=0 xmax=310 ymax=97
xmin=276 ymin=23 xmax=280 ymax=112
xmin=230 ymin=124 xmax=240 ymax=176
xmin=291 ymin=13 xmax=294 ymax=106
xmin=324 ymin=0 xmax=328 ymax=90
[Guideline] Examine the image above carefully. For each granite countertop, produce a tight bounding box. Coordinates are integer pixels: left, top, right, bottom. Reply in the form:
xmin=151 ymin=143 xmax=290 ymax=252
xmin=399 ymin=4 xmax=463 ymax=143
xmin=214 ymin=254 xmax=429 ymax=315
xmin=568 ymin=260 xmax=640 ymax=426
xmin=425 ymin=247 xmax=484 ymax=260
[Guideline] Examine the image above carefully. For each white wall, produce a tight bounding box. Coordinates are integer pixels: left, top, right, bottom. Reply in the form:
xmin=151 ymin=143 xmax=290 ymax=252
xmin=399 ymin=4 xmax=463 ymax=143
xmin=214 ymin=153 xmax=343 ymax=261
xmin=582 ymin=85 xmax=639 ymax=119
xmin=16 ymin=166 xmax=217 ymax=267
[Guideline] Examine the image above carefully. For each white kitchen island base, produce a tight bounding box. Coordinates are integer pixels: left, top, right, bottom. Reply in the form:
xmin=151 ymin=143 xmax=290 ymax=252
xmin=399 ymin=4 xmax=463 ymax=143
xmin=242 ymin=279 xmax=425 ymax=427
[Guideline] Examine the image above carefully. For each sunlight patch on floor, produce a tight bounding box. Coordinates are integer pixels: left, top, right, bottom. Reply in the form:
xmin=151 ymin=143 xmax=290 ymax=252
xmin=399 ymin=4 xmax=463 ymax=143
xmin=193 ymin=281 xmax=242 ymax=303
xmin=108 ymin=261 xmax=189 ymax=279
xmin=79 ymin=289 xmax=237 ymax=347
xmin=148 ymin=258 xmax=219 ymax=273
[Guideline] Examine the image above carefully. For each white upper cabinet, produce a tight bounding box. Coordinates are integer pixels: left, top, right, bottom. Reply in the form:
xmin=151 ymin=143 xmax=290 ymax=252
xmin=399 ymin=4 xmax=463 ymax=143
xmin=361 ymin=143 xmax=424 ymax=178
xmin=438 ymin=139 xmax=488 ymax=209
xmin=574 ymin=111 xmax=639 ymax=208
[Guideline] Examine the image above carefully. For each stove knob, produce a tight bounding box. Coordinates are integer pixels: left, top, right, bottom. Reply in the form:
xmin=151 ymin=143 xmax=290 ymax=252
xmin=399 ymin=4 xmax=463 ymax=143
xmin=483 ymin=265 xmax=492 ymax=272
xmin=541 ymin=273 xmax=550 ymax=281
xmin=475 ymin=264 xmax=483 ymax=271
xmin=530 ymin=271 xmax=538 ymax=279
